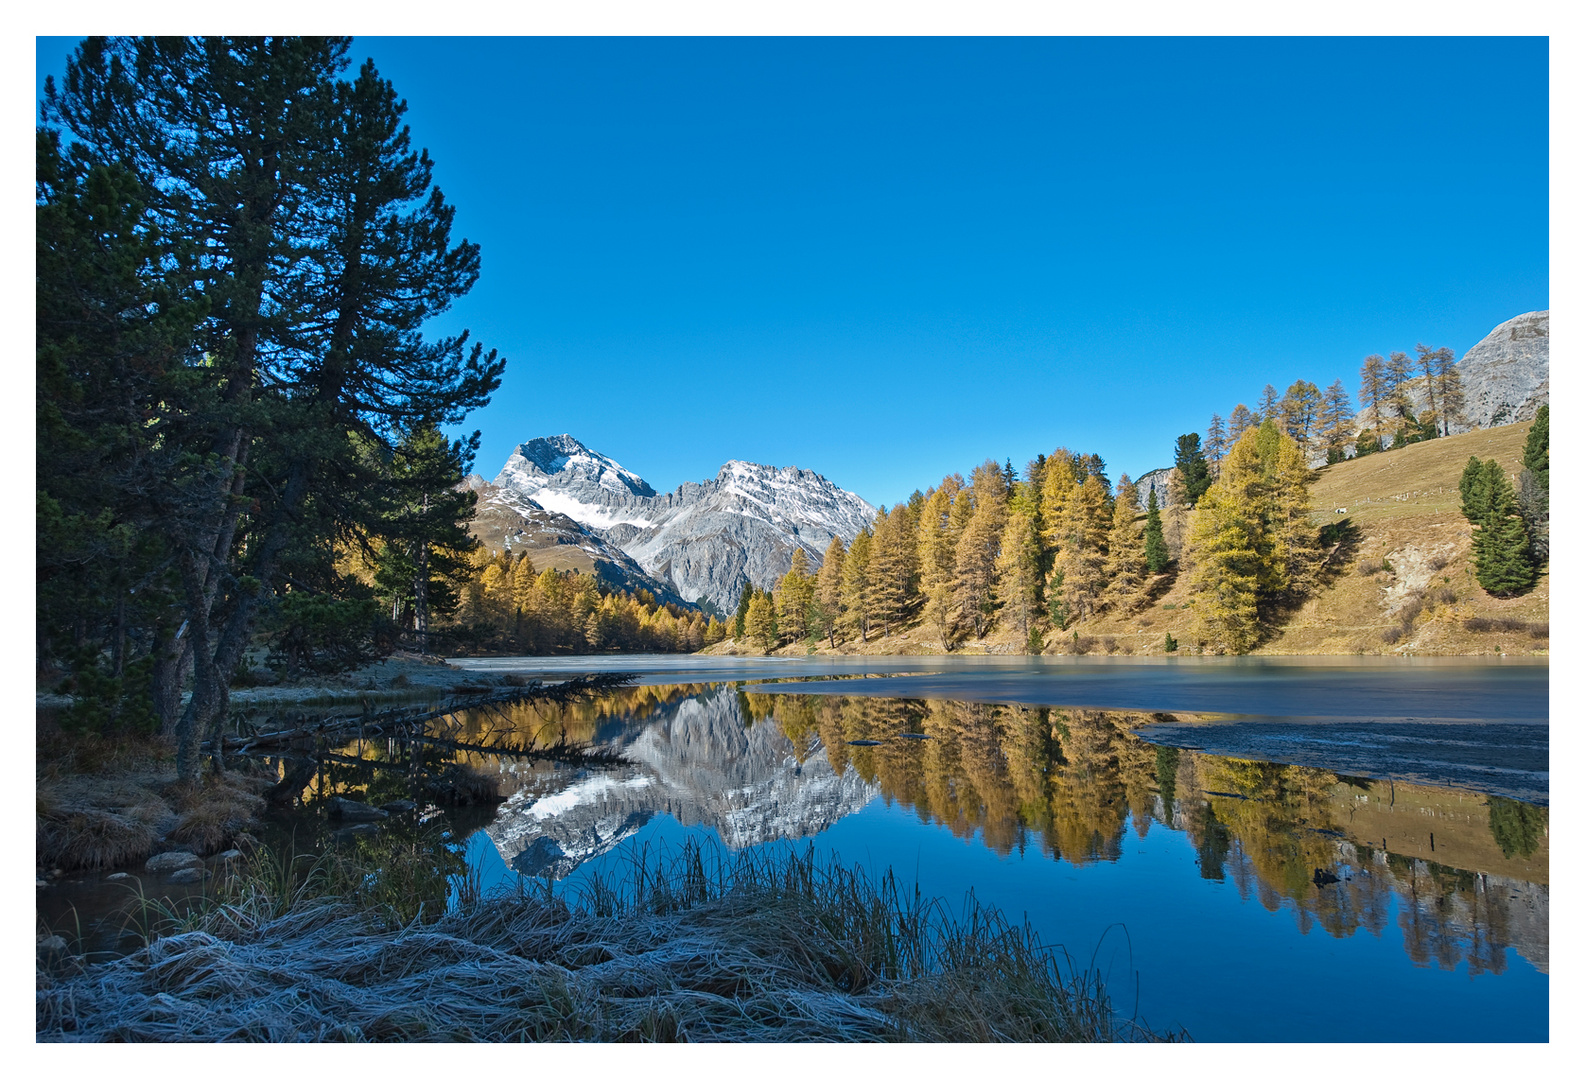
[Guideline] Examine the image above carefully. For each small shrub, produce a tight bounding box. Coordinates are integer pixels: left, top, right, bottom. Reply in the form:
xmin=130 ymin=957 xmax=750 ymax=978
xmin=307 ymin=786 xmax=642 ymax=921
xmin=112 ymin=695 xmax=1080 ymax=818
xmin=390 ymin=673 xmax=411 ymax=688
xmin=1529 ymin=624 xmax=1549 ymax=639
xmin=1428 ymin=554 xmax=1450 ymax=572
xmin=1356 ymin=558 xmax=1385 ymax=577
xmin=1464 ymin=617 xmax=1530 ymax=633
xmin=1164 ymin=632 xmax=1178 ymax=653
xmin=1398 ymin=598 xmax=1425 ymax=626
xmin=1380 ymin=627 xmax=1403 ymax=645
xmin=1428 ymin=587 xmax=1457 ymax=607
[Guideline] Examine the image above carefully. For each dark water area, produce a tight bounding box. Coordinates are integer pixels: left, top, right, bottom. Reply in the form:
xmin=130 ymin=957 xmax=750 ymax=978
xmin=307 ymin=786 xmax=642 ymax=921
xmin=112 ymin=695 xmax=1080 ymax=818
xmin=44 ymin=658 xmax=1549 ymax=1042
xmin=454 ymin=653 xmax=1549 ymax=720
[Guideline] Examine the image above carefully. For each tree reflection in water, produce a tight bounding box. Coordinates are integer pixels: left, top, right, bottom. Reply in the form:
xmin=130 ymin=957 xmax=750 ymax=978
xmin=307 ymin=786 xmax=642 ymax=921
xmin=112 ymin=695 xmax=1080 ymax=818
xmin=756 ymin=693 xmax=1548 ymax=977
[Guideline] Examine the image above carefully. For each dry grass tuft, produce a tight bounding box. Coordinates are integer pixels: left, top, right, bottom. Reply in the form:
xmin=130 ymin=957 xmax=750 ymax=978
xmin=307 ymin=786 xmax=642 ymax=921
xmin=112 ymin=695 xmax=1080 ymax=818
xmin=36 ymin=807 xmax=158 ymax=872
xmin=38 ymin=839 xmax=1177 ymax=1043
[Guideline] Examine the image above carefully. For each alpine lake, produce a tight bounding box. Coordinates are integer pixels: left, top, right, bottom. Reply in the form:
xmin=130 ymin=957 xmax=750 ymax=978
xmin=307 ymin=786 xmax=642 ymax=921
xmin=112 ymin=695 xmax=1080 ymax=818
xmin=45 ymin=655 xmax=1549 ymax=1042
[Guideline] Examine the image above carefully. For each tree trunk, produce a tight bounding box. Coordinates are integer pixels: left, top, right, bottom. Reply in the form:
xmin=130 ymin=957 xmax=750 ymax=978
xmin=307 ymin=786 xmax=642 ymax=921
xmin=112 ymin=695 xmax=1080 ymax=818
xmin=150 ymin=620 xmax=190 ymax=739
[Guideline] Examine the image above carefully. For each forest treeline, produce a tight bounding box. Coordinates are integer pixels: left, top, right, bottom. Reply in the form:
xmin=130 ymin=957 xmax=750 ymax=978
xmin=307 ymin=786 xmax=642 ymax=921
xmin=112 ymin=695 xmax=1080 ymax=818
xmin=740 ymin=419 xmax=1323 ymax=656
xmin=444 ymin=551 xmax=728 ymax=655
xmin=1199 ymin=342 xmax=1466 ymax=475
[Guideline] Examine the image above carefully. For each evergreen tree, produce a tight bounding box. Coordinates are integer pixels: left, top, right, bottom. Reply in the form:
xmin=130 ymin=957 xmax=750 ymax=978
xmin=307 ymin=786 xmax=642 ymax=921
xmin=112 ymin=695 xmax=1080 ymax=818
xmin=868 ymin=504 xmax=918 ymax=636
xmin=1055 ymin=475 xmax=1111 ymax=624
xmin=1227 ymin=403 xmax=1254 ymax=444
xmin=953 ymin=461 xmax=1008 ymax=638
xmin=1319 ymin=378 xmax=1355 ymax=464
xmin=1143 ymin=488 xmax=1170 ymax=574
xmin=1205 ymin=414 xmax=1228 ymax=478
xmin=994 ymin=489 xmax=1043 ymax=640
xmin=815 ymin=535 xmax=846 ymax=648
xmin=733 ymin=585 xmax=753 ymax=641
xmin=918 ymin=480 xmax=961 ymax=649
xmin=1473 ymin=480 xmax=1536 ymax=596
xmin=775 ymin=547 xmax=816 ymax=643
xmin=1101 ymin=475 xmax=1148 ymax=613
xmin=1174 ymin=433 xmax=1211 ymax=507
xmin=1518 ymin=406 xmax=1549 ymax=564
xmin=838 ymin=527 xmax=874 ymax=643
xmin=372 ymin=423 xmax=481 ymax=640
xmin=1279 ymin=380 xmax=1322 ymax=446
xmin=1185 ymin=420 xmax=1318 ymax=652
xmin=1256 ymin=383 xmax=1280 ymax=424
xmin=36 ymin=131 xmax=202 ymax=735
xmin=1522 ymin=405 xmax=1549 ymax=485
xmin=1459 ymin=456 xmax=1501 ymax=523
xmin=1357 ymin=354 xmax=1388 ymax=448
xmin=745 ymin=591 xmax=778 ymax=652
xmin=45 ymin=37 xmax=503 ymax=780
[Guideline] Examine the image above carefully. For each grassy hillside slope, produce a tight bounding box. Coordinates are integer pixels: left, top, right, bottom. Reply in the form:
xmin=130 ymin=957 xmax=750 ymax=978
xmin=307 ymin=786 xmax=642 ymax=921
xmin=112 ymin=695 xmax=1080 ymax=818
xmin=711 ymin=421 xmax=1547 ymax=658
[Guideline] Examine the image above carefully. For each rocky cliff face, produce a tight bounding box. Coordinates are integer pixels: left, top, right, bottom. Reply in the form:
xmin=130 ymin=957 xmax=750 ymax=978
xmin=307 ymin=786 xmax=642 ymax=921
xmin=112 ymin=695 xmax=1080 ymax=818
xmin=489 ymin=435 xmax=877 ymax=613
xmin=1451 ymin=310 xmax=1549 ymax=432
xmin=462 ymin=475 xmax=690 ymax=607
xmin=483 ymin=687 xmax=880 ymax=878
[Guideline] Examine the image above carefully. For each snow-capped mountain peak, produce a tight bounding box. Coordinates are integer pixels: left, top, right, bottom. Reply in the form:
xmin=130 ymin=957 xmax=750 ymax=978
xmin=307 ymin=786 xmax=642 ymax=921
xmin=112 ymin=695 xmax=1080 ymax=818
xmin=488 ymin=435 xmax=877 ymax=612
xmin=495 ymin=434 xmax=656 ymax=500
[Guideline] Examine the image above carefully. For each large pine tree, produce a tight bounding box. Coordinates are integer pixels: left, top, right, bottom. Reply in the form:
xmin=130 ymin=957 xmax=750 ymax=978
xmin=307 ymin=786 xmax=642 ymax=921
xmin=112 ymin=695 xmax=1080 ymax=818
xmin=44 ymin=37 xmax=503 ymax=779
xmin=1174 ymin=433 xmax=1212 ymax=507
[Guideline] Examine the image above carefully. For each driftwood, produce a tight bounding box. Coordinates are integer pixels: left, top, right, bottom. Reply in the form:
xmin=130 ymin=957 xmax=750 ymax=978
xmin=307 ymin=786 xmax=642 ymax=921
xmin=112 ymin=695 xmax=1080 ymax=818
xmin=226 ymin=672 xmax=638 ymax=803
xmin=210 ymin=672 xmax=638 ymax=755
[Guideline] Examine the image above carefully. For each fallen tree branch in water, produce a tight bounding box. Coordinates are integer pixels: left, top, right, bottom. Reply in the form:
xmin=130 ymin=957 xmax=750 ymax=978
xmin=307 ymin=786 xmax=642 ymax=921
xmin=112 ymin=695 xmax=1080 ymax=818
xmin=208 ymin=672 xmax=639 ymax=755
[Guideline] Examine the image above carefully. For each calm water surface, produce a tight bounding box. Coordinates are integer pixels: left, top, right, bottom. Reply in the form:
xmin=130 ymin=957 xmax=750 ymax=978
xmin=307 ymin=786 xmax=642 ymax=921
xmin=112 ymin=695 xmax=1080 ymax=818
xmin=444 ymin=679 xmax=1547 ymax=1041
xmin=46 ymin=658 xmax=1548 ymax=1041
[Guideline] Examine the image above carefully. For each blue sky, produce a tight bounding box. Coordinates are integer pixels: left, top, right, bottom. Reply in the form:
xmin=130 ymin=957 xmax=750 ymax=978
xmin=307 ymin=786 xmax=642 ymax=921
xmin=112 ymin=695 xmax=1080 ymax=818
xmin=36 ymin=37 xmax=1549 ymax=509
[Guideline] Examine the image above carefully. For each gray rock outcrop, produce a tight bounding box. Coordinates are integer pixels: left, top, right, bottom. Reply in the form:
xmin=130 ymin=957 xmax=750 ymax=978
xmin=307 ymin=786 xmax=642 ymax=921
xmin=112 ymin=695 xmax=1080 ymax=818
xmin=488 ymin=435 xmax=877 ymax=613
xmin=1134 ymin=467 xmax=1176 ymax=513
xmin=1451 ymin=310 xmax=1548 ymax=432
xmin=145 ymin=851 xmax=202 ymax=873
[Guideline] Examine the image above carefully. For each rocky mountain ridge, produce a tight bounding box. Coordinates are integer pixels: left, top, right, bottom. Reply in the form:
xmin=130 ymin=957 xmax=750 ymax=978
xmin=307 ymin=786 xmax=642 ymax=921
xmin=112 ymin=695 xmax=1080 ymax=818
xmin=479 ymin=434 xmax=877 ymax=613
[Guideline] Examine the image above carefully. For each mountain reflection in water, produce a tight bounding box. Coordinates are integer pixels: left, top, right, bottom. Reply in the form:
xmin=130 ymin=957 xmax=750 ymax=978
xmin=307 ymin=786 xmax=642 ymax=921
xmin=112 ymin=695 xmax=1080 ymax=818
xmin=450 ymin=684 xmax=1546 ymax=984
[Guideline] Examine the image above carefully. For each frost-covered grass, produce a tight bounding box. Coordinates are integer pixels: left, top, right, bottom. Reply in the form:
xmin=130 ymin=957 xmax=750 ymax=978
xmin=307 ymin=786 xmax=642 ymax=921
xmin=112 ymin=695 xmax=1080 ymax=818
xmin=38 ymin=838 xmax=1176 ymax=1043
